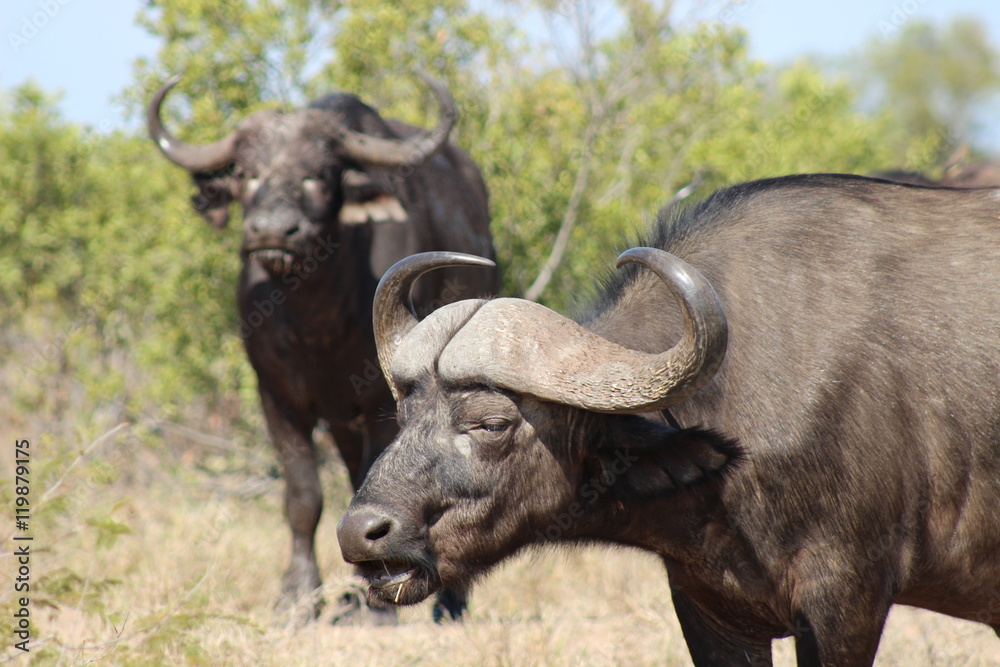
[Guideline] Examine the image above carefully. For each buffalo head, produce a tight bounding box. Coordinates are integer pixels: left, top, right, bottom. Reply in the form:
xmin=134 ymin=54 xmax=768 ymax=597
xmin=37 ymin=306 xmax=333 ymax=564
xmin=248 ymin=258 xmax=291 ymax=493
xmin=337 ymin=250 xmax=734 ymax=606
xmin=147 ymin=75 xmax=456 ymax=277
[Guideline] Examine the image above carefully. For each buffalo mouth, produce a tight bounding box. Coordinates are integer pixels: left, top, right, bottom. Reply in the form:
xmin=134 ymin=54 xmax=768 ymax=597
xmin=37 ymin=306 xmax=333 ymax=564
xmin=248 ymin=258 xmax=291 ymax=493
xmin=355 ymin=560 xmax=439 ymax=606
xmin=248 ymin=248 xmax=301 ymax=275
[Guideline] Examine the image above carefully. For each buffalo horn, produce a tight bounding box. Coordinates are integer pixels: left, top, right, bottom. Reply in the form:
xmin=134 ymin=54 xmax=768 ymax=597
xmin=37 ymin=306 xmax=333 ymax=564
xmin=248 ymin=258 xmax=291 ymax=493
xmin=147 ymin=76 xmax=238 ymax=172
xmin=335 ymin=71 xmax=457 ymax=169
xmin=436 ymin=248 xmax=728 ymax=413
xmin=373 ymin=252 xmax=497 ymax=397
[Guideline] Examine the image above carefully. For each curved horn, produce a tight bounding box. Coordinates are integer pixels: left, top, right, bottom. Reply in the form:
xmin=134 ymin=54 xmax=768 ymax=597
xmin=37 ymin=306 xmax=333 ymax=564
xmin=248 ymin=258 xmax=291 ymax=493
xmin=335 ymin=71 xmax=457 ymax=169
xmin=374 ymin=252 xmax=496 ymax=395
xmin=147 ymin=76 xmax=238 ymax=172
xmin=438 ymin=248 xmax=728 ymax=413
xmin=611 ymin=247 xmax=728 ymax=406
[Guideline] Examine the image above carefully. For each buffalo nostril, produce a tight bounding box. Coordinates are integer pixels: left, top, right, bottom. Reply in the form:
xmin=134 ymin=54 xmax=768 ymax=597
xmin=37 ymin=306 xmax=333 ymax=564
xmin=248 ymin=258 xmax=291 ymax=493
xmin=365 ymin=519 xmax=392 ymax=542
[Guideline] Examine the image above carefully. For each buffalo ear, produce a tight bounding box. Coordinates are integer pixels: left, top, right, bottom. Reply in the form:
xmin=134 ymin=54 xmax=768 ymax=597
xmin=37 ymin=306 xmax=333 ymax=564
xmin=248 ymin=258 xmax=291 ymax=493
xmin=191 ymin=171 xmax=236 ymax=229
xmin=592 ymin=415 xmax=740 ymax=497
xmin=339 ymin=168 xmax=407 ymax=225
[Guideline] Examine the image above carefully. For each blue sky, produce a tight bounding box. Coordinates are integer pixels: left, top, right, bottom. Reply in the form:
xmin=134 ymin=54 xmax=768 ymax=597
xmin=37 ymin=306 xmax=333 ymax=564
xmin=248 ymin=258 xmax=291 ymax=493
xmin=3 ymin=0 xmax=1000 ymax=136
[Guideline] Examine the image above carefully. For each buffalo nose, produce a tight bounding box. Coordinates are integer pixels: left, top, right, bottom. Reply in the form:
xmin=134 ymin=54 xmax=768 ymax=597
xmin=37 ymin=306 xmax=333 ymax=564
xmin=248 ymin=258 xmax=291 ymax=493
xmin=337 ymin=506 xmax=396 ymax=562
xmin=246 ymin=215 xmax=299 ymax=238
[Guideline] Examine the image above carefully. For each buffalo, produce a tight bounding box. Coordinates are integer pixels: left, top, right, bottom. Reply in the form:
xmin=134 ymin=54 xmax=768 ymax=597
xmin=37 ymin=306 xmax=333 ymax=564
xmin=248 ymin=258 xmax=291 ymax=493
xmin=868 ymin=169 xmax=942 ymax=186
xmin=871 ymin=161 xmax=1000 ymax=188
xmin=338 ymin=174 xmax=999 ymax=664
xmin=939 ymin=160 xmax=1000 ymax=188
xmin=148 ymin=74 xmax=498 ymax=623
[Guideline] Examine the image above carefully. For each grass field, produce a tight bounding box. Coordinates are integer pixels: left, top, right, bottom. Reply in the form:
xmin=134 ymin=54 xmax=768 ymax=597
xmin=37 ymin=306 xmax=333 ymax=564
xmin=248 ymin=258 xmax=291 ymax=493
xmin=2 ymin=405 xmax=999 ymax=666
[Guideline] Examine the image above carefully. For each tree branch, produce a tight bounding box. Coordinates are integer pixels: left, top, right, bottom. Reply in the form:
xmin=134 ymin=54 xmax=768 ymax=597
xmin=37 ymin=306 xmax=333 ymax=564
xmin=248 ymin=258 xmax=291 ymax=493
xmin=524 ymin=119 xmax=600 ymax=302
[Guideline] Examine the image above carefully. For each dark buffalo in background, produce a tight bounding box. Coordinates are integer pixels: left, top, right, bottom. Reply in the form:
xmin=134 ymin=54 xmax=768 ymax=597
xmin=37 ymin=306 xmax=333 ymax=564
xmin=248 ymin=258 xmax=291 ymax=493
xmin=871 ymin=165 xmax=1000 ymax=187
xmin=867 ymin=169 xmax=943 ymax=186
xmin=938 ymin=159 xmax=1000 ymax=187
xmin=339 ymin=174 xmax=999 ymax=664
xmin=871 ymin=144 xmax=1000 ymax=187
xmin=148 ymin=74 xmax=498 ymax=623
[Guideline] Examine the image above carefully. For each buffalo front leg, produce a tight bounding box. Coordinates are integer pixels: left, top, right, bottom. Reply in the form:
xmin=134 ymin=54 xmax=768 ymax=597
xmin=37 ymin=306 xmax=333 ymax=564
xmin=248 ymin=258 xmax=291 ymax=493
xmin=790 ymin=581 xmax=891 ymax=666
xmin=262 ymin=391 xmax=324 ymax=621
xmin=792 ymin=610 xmax=888 ymax=666
xmin=333 ymin=408 xmax=398 ymax=490
xmin=432 ymin=585 xmax=469 ymax=623
xmin=671 ymin=587 xmax=773 ymax=666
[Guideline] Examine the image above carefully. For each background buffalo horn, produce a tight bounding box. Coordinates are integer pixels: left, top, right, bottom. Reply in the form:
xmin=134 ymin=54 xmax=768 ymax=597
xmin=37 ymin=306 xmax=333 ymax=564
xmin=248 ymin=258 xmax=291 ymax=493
xmin=147 ymin=75 xmax=238 ymax=172
xmin=373 ymin=251 xmax=497 ymax=394
xmin=334 ymin=71 xmax=457 ymax=169
xmin=436 ymin=248 xmax=728 ymax=413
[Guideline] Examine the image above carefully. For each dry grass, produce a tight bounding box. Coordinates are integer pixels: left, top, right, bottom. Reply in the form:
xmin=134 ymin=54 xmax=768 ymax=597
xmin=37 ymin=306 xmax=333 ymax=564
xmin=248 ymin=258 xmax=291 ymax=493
xmin=1 ymin=416 xmax=998 ymax=666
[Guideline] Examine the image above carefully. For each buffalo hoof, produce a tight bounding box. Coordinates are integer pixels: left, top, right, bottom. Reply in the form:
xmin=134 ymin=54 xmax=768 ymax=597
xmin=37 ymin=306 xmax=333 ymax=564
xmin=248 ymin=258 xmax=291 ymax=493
xmin=432 ymin=587 xmax=468 ymax=623
xmin=274 ymin=593 xmax=325 ymax=628
xmin=274 ymin=580 xmax=325 ymax=627
xmin=330 ymin=586 xmax=398 ymax=627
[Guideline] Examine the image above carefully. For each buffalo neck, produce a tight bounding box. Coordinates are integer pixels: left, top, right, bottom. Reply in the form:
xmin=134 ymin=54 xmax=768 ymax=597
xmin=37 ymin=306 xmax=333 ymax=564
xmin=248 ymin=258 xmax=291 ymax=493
xmin=529 ymin=425 xmax=755 ymax=582
xmin=560 ymin=472 xmax=725 ymax=553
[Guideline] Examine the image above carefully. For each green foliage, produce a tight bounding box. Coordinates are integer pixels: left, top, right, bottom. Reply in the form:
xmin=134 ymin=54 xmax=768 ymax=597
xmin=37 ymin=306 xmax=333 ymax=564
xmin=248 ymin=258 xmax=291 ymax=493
xmin=0 ymin=82 xmax=258 ymax=427
xmin=35 ymin=568 xmax=123 ymax=616
xmin=0 ymin=83 xmax=89 ymax=309
xmin=855 ymin=16 xmax=1000 ymax=161
xmin=118 ymin=597 xmax=259 ymax=667
xmin=712 ymin=63 xmax=909 ymax=182
xmin=447 ymin=5 xmax=933 ymax=307
xmin=87 ymin=515 xmax=136 ymax=549
xmin=125 ymin=0 xmax=340 ymax=132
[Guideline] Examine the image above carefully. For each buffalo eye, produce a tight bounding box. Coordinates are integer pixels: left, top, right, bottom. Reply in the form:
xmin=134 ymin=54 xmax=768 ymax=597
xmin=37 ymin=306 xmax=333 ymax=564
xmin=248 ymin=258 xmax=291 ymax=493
xmin=475 ymin=418 xmax=511 ymax=434
xmin=302 ymin=178 xmax=330 ymax=218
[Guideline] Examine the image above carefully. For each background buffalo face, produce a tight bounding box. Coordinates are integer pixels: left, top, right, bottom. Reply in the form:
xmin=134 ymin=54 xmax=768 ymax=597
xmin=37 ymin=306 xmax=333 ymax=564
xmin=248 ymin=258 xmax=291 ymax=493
xmin=221 ymin=115 xmax=393 ymax=277
xmin=149 ymin=76 xmax=456 ymax=279
xmin=165 ymin=111 xmax=407 ymax=279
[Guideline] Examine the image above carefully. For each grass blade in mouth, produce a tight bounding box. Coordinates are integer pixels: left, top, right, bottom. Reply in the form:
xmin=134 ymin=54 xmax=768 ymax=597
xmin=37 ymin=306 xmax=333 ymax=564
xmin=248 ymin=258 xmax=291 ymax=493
xmin=368 ymin=561 xmax=416 ymax=590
